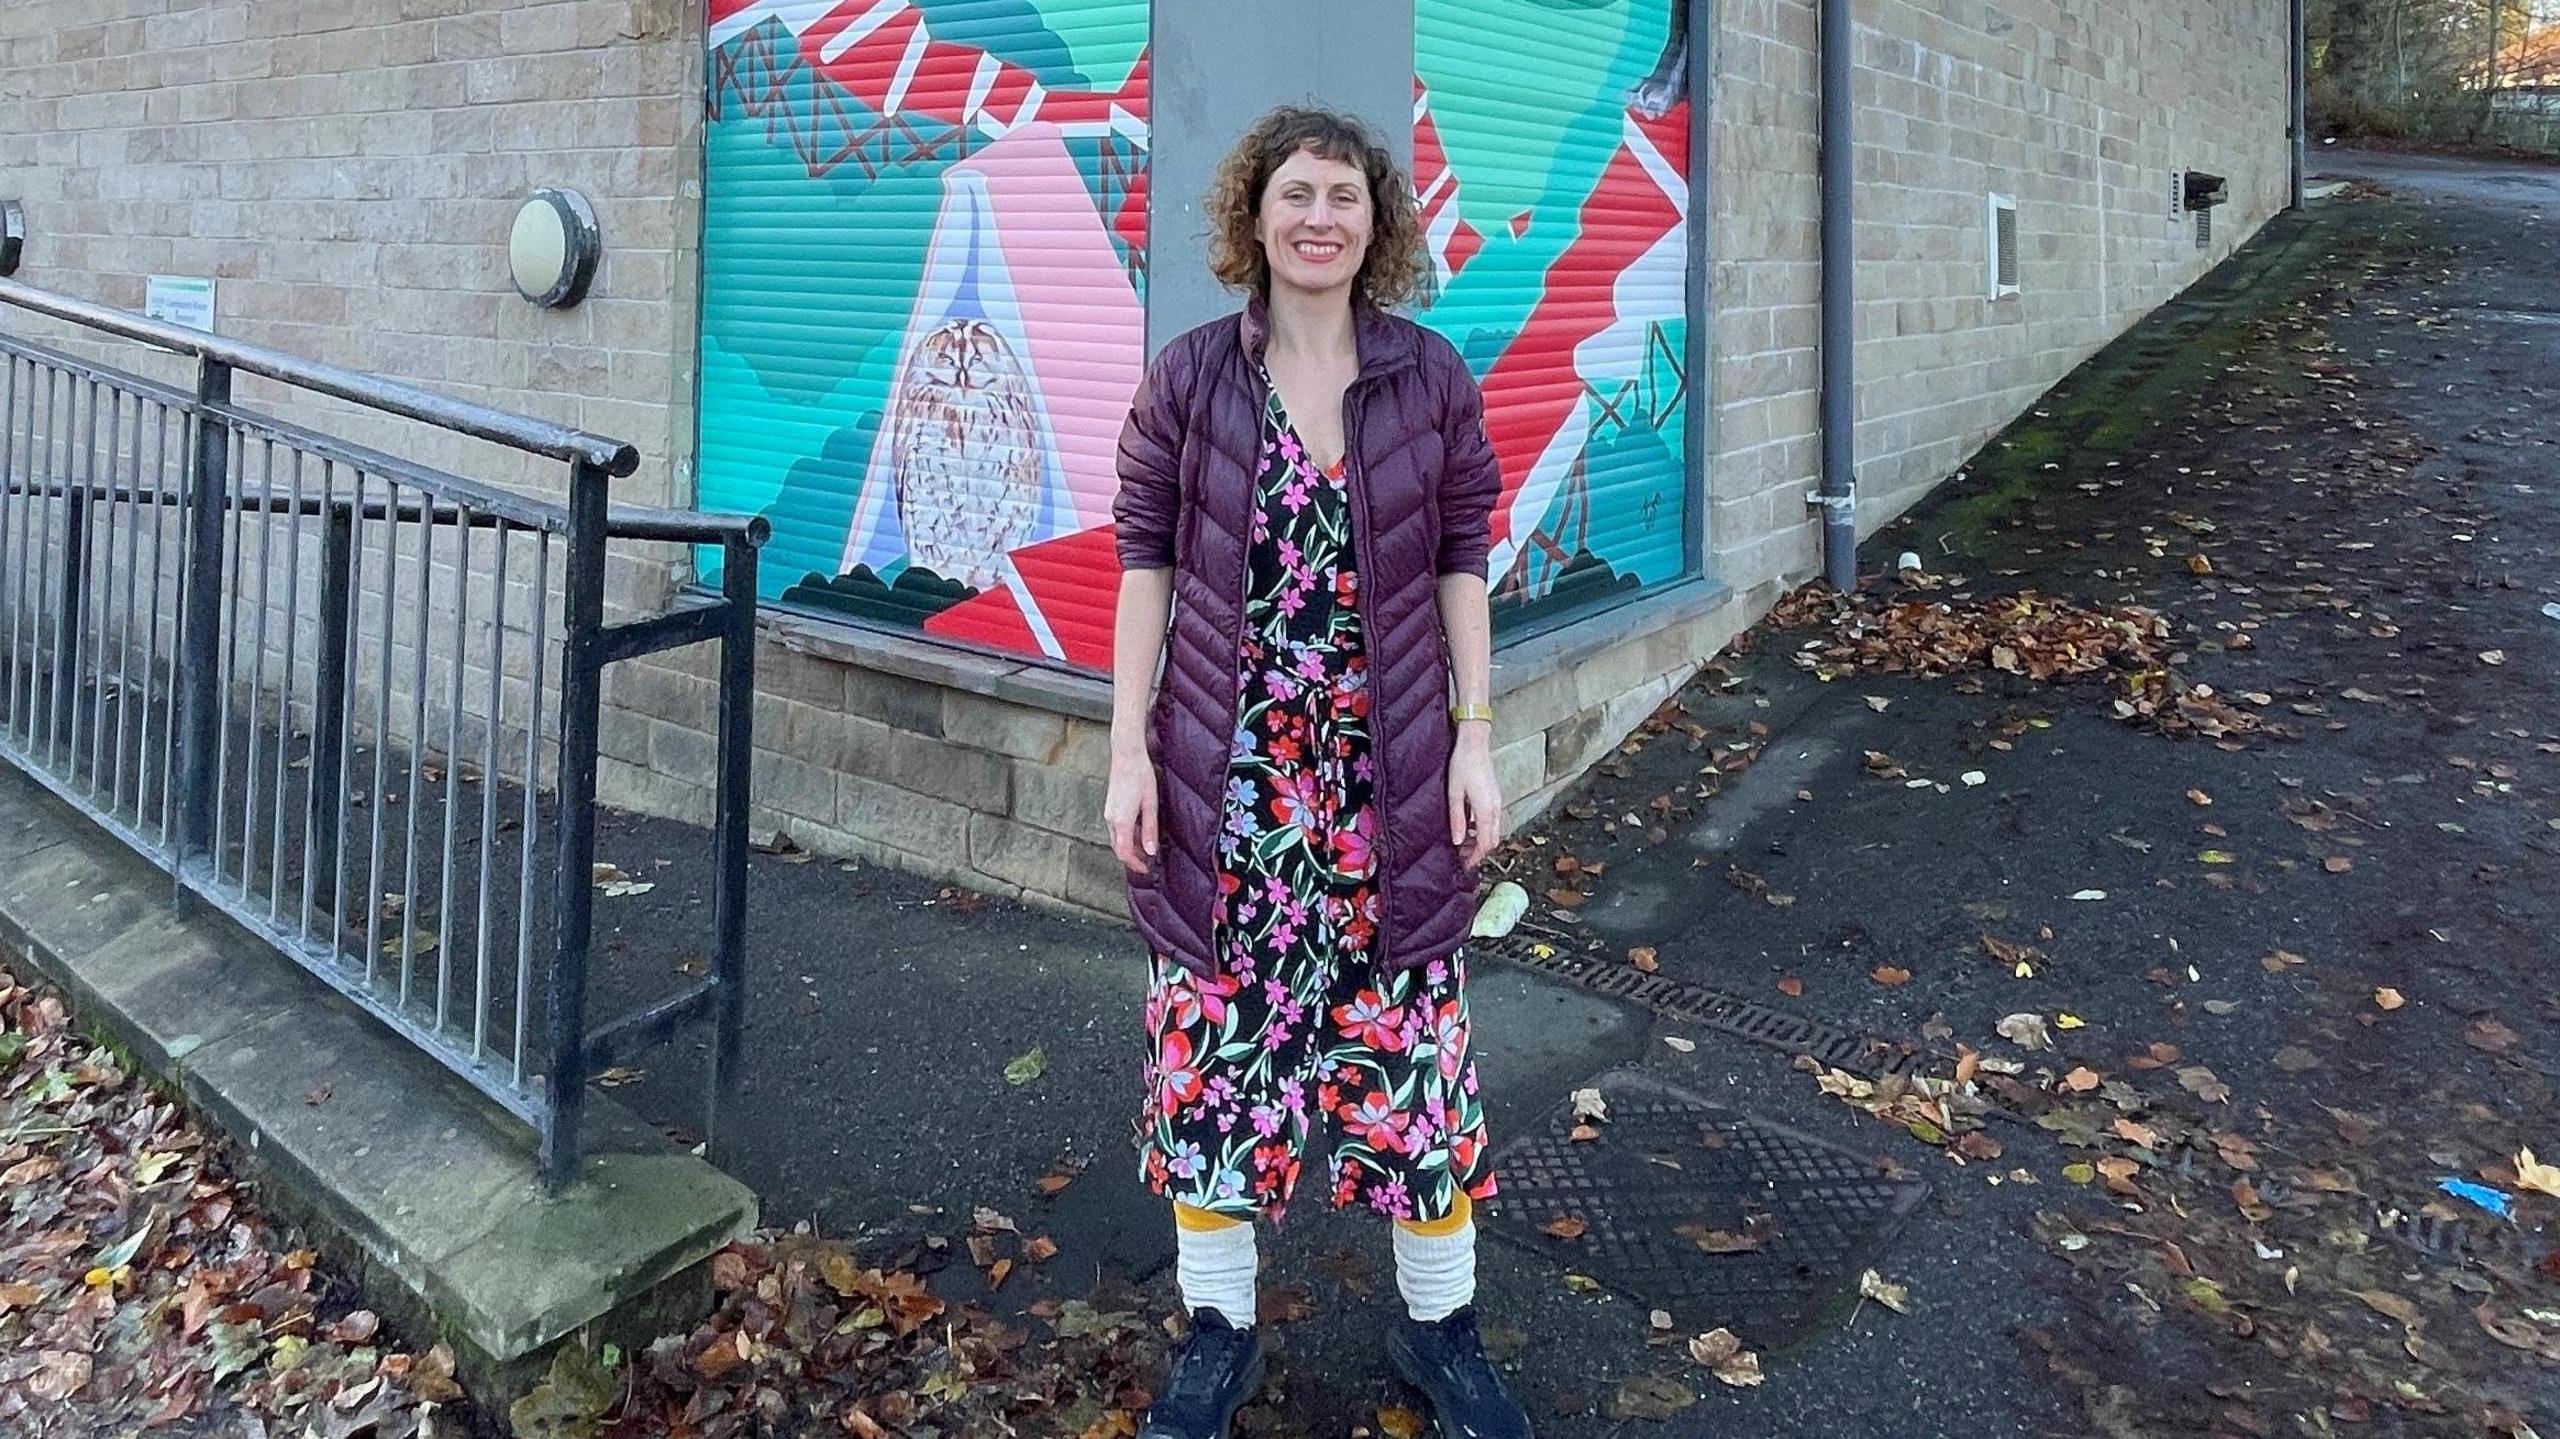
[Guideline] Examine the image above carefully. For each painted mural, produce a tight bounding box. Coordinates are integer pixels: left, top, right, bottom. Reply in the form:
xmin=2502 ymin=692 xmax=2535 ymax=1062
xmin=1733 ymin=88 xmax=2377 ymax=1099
xmin=699 ymin=0 xmax=1150 ymax=669
xmin=698 ymin=0 xmax=1690 ymax=671
xmin=1415 ymin=0 xmax=1693 ymax=626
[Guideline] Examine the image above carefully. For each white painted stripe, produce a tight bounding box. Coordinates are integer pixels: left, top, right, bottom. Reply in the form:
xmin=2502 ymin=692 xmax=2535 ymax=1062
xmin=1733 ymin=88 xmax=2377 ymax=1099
xmin=712 ymin=0 xmax=841 ymax=49
xmin=816 ymin=0 xmax=907 ymax=65
xmin=963 ymin=53 xmax=1001 ymax=124
xmin=881 ymin=20 xmax=932 ymax=115
xmin=1623 ymin=114 xmax=1688 ymax=217
xmin=1002 ymin=560 xmax=1066 ymax=662
xmin=1417 ymin=167 xmax=1453 ymax=206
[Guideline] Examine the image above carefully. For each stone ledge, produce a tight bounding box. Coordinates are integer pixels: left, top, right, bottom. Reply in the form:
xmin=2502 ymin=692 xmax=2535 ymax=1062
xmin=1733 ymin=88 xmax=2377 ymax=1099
xmin=758 ymin=605 xmax=1112 ymax=724
xmin=0 ymin=769 xmax=757 ymax=1399
xmin=1488 ymin=577 xmax=1737 ymax=699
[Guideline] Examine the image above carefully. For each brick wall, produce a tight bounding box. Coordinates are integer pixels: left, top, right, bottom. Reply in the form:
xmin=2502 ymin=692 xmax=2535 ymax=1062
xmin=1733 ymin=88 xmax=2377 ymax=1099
xmin=0 ymin=0 xmax=2294 ymax=925
xmin=1707 ymin=0 xmax=2293 ymax=602
xmin=0 ymin=0 xmax=710 ymax=819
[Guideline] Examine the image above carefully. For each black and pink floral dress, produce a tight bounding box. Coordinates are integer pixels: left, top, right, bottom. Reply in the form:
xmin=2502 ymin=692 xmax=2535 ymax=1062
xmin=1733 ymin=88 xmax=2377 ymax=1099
xmin=1136 ymin=371 xmax=1496 ymax=1226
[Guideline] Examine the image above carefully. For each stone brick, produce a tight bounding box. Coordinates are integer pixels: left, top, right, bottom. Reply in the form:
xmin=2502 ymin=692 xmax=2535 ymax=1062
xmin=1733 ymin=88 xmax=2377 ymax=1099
xmin=835 ymin=774 xmax=972 ymax=868
xmin=941 ymin=690 xmax=1067 ymax=763
xmin=1061 ymin=839 xmax=1132 ymax=920
xmin=750 ymin=748 xmax=834 ymax=829
xmin=967 ymin=812 xmax=1071 ymax=897
xmin=842 ymin=666 xmax=946 ymax=738
xmin=1012 ymin=763 xmax=1106 ymax=841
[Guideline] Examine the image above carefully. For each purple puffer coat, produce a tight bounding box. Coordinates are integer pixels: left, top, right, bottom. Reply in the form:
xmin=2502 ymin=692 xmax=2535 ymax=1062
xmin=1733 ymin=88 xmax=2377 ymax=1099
xmin=1112 ymin=295 xmax=1501 ymax=979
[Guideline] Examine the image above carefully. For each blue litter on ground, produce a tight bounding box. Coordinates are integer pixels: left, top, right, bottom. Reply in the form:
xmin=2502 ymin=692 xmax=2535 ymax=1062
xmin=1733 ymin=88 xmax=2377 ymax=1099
xmin=2439 ymin=1178 xmax=2514 ymax=1220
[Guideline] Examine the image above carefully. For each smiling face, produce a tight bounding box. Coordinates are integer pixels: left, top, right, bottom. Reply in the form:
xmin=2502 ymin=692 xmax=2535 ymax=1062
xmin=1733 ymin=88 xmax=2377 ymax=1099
xmin=1256 ymin=146 xmax=1374 ymax=302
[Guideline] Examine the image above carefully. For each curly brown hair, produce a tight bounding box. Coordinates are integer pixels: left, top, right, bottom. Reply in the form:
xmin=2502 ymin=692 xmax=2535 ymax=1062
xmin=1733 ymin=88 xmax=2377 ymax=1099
xmin=1206 ymin=104 xmax=1428 ymax=310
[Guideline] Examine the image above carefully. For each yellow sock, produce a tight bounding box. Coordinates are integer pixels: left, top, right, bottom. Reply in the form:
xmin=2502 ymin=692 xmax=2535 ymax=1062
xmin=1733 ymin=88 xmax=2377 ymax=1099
xmin=1395 ymin=1191 xmax=1473 ymax=1239
xmin=1174 ymin=1201 xmax=1247 ymax=1234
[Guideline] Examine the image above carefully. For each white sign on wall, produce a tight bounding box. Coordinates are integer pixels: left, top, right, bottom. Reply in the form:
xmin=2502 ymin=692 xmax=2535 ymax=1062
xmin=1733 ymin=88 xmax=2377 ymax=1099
xmin=144 ymin=275 xmax=216 ymax=333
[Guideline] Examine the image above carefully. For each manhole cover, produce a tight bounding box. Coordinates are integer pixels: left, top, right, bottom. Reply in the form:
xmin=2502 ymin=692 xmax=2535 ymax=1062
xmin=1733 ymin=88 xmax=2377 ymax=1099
xmin=1484 ymin=1070 xmax=1928 ymax=1349
xmin=1473 ymin=930 xmax=1916 ymax=1078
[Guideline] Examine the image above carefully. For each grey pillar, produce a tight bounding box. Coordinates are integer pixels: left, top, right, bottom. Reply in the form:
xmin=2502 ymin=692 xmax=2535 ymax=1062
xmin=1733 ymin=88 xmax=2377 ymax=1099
xmin=1145 ymin=0 xmax=1416 ymax=354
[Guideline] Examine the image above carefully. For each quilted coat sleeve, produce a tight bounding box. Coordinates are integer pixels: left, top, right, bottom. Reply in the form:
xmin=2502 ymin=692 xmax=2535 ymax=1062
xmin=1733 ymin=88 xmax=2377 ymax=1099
xmin=1113 ymin=340 xmax=1191 ymax=572
xmin=1432 ymin=345 xmax=1502 ymax=579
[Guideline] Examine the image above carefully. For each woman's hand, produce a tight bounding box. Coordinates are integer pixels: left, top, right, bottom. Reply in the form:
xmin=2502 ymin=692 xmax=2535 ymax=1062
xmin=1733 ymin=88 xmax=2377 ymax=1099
xmin=1446 ymin=725 xmax=1503 ymax=868
xmin=1106 ymin=741 xmax=1162 ymax=876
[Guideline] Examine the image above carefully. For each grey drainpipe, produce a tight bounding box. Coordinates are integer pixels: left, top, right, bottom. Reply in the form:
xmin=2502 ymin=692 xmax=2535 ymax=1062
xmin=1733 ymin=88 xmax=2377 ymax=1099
xmin=2289 ymin=0 xmax=2308 ymax=208
xmin=1815 ymin=0 xmax=1857 ymax=591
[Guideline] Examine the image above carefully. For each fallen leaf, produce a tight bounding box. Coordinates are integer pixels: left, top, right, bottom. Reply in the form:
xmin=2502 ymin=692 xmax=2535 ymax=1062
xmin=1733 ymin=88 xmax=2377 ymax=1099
xmin=1858 ymin=1269 xmax=1912 ymax=1314
xmin=2061 ymin=1066 xmax=2101 ymax=1092
xmin=1608 ymin=1373 xmax=1703 ymax=1417
xmin=2479 ymin=650 xmax=2505 ymax=666
xmin=1629 ymin=946 xmax=1659 ymax=974
xmin=2374 ymin=987 xmax=2405 ymax=1011
xmin=2323 ymin=856 xmax=2353 ymax=874
xmin=1870 ymin=965 xmax=1911 ymax=987
xmin=1543 ymin=1216 xmax=1589 ymax=1241
xmin=2186 ymin=788 xmax=2213 ymax=807
xmin=2352 ymin=1289 xmax=2422 ymax=1330
xmin=2095 ymin=1157 xmax=2141 ymax=1194
xmin=1997 ymin=1013 xmax=2052 ymax=1050
xmin=1684 ymin=1328 xmax=1765 ymax=1389
xmin=1004 ymin=1046 xmax=1048 ymax=1086
xmin=1570 ymin=1087 xmax=1609 ymax=1125
xmin=2465 ymin=1017 xmax=2519 ymax=1054
xmin=1378 ymin=1405 xmax=1427 ymax=1439
xmin=2514 ymin=1147 xmax=2560 ymax=1199
xmin=2178 ymin=1066 xmax=2232 ymax=1103
xmin=2271 ymin=1046 xmax=2322 ymax=1073
xmin=2113 ymin=1117 xmax=2160 ymax=1148
xmin=1776 ymin=976 xmax=1805 ymax=997
xmin=1662 ymin=1036 xmax=1696 ymax=1053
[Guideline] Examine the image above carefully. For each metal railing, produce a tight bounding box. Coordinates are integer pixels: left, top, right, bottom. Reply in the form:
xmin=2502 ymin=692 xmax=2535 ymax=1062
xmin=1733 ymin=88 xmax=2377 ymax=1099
xmin=0 ymin=278 xmax=767 ymax=1189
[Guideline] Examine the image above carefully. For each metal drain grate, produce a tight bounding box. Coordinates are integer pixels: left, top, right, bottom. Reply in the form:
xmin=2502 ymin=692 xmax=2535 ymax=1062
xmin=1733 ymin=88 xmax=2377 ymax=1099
xmin=1484 ymin=1071 xmax=1929 ymax=1349
xmin=1473 ymin=930 xmax=1916 ymax=1077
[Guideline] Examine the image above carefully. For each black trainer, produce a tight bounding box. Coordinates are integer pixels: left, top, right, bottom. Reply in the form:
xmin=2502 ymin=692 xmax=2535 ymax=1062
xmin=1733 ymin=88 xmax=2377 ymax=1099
xmin=1138 ymin=1308 xmax=1266 ymax=1439
xmin=1388 ymin=1306 xmax=1534 ymax=1439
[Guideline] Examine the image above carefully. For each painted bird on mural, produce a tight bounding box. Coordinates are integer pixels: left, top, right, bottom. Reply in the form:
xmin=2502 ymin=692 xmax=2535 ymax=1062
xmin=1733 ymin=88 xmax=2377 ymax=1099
xmin=883 ymin=317 xmax=1046 ymax=592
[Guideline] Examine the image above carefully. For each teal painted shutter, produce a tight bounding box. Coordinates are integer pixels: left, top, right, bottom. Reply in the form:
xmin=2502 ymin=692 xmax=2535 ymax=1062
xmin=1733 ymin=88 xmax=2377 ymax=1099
xmin=698 ymin=0 xmax=1149 ymax=671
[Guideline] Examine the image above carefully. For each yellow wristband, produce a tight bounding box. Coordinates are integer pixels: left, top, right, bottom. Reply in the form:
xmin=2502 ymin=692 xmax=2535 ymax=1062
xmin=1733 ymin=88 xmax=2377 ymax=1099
xmin=1449 ymin=702 xmax=1495 ymax=725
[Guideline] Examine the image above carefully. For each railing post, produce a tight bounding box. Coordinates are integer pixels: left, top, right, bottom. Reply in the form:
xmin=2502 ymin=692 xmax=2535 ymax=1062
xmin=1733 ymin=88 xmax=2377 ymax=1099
xmin=540 ymin=458 xmax=610 ymax=1191
xmin=704 ymin=536 xmax=757 ymax=1167
xmin=308 ymin=496 xmax=354 ymax=901
xmin=50 ymin=487 xmax=86 ymax=752
xmin=173 ymin=360 xmax=230 ymax=879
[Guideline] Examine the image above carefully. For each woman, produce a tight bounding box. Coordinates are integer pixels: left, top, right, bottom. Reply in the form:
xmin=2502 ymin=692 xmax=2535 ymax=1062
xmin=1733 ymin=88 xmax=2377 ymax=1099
xmin=1107 ymin=106 xmax=1530 ymax=1439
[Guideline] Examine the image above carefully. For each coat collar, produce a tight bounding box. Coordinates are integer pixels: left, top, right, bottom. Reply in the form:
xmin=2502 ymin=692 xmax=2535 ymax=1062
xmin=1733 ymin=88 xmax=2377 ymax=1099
xmin=1238 ymin=290 xmax=1421 ymax=385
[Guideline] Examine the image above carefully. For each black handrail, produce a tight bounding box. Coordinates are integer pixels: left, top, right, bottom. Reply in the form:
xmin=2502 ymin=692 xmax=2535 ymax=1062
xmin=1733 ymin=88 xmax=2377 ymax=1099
xmin=0 ymin=277 xmax=639 ymax=476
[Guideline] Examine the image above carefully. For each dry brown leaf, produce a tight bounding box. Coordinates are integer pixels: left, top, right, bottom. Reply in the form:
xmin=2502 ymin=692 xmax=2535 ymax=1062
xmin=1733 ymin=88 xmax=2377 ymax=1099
xmin=1871 ymin=965 xmax=1912 ymax=987
xmin=2513 ymin=1147 xmax=2560 ymax=1199
xmin=2465 ymin=1016 xmax=2520 ymax=1054
xmin=1543 ymin=1216 xmax=1590 ymax=1241
xmin=2374 ymin=987 xmax=2405 ymax=1011
xmin=2178 ymin=1066 xmax=2232 ymax=1103
xmin=1777 ymin=976 xmax=1804 ymax=997
xmin=1629 ymin=946 xmax=1659 ymax=974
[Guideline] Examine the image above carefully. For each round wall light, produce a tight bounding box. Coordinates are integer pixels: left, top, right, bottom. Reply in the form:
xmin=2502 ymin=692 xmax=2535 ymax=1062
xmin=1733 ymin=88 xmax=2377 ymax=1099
xmin=1 ymin=200 xmax=24 ymax=277
xmin=508 ymin=187 xmax=599 ymax=309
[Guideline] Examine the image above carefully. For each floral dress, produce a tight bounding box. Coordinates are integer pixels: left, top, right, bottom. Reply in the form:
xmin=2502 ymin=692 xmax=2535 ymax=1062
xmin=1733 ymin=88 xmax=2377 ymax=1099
xmin=1136 ymin=371 xmax=1495 ymax=1226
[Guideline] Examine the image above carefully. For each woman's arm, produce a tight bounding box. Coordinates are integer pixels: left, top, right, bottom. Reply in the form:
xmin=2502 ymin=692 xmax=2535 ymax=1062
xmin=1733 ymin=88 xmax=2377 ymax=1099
xmin=1434 ymin=353 xmax=1505 ymax=867
xmin=1106 ymin=345 xmax=1190 ymax=874
xmin=1108 ymin=568 xmax=1175 ymax=871
xmin=1438 ymin=572 xmax=1501 ymax=866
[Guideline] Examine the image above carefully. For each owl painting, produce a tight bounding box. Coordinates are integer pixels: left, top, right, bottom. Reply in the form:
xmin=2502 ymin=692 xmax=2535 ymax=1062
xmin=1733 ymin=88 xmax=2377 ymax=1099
xmin=884 ymin=318 xmax=1043 ymax=591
